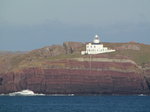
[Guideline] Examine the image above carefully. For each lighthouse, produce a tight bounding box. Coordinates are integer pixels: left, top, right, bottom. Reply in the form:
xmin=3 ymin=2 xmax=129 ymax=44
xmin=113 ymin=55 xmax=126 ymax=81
xmin=81 ymin=35 xmax=115 ymax=55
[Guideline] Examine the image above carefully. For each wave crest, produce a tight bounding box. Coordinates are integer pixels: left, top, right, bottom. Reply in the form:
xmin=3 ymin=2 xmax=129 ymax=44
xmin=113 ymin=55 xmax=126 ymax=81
xmin=7 ymin=90 xmax=45 ymax=96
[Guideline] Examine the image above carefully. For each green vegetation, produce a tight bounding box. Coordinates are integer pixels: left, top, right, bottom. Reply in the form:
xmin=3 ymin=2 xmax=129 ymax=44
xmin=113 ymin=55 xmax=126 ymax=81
xmin=105 ymin=43 xmax=150 ymax=65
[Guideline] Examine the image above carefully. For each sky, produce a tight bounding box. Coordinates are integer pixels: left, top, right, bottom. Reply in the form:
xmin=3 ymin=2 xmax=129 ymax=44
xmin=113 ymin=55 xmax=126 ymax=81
xmin=0 ymin=0 xmax=150 ymax=51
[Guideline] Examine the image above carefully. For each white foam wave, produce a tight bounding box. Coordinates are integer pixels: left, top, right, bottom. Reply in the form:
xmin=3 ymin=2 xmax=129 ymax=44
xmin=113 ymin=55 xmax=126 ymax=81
xmin=47 ymin=94 xmax=75 ymax=96
xmin=3 ymin=90 xmax=45 ymax=96
xmin=0 ymin=90 xmax=75 ymax=96
xmin=138 ymin=94 xmax=147 ymax=96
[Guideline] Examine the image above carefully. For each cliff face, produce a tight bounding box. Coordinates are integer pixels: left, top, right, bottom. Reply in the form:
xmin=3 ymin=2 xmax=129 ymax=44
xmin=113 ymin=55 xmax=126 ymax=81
xmin=0 ymin=59 xmax=149 ymax=94
xmin=0 ymin=42 xmax=150 ymax=94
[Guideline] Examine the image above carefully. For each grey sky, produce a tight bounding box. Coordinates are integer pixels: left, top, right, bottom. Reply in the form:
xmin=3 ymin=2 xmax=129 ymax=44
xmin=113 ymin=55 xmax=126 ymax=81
xmin=0 ymin=0 xmax=150 ymax=51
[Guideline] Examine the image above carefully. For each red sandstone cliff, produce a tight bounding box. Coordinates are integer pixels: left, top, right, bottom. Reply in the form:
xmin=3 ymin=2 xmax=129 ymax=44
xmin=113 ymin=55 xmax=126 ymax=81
xmin=0 ymin=58 xmax=149 ymax=94
xmin=0 ymin=42 xmax=150 ymax=94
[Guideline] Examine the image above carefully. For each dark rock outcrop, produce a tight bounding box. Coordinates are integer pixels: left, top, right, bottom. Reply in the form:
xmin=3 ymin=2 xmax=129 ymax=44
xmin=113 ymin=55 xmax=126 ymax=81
xmin=63 ymin=42 xmax=84 ymax=54
xmin=30 ymin=42 xmax=84 ymax=57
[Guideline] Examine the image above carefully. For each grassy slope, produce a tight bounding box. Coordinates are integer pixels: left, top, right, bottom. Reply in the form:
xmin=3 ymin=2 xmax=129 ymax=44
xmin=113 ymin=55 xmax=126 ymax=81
xmin=0 ymin=42 xmax=150 ymax=73
xmin=105 ymin=42 xmax=150 ymax=65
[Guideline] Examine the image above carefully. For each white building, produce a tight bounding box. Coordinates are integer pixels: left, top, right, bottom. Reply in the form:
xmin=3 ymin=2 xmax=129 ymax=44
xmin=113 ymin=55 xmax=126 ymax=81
xmin=81 ymin=35 xmax=115 ymax=55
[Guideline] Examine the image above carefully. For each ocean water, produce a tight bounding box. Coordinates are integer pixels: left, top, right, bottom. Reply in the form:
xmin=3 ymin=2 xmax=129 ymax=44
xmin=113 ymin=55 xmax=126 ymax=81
xmin=0 ymin=96 xmax=150 ymax=112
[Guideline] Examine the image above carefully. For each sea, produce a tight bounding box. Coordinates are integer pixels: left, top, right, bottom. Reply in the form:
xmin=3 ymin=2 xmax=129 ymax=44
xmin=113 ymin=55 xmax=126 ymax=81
xmin=0 ymin=96 xmax=150 ymax=112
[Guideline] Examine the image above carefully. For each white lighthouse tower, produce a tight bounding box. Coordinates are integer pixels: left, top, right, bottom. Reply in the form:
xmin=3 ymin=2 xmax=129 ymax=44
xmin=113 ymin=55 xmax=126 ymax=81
xmin=81 ymin=35 xmax=115 ymax=55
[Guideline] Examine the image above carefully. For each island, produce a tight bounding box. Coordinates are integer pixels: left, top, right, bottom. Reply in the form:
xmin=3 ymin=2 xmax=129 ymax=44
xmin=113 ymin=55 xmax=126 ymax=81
xmin=0 ymin=35 xmax=150 ymax=95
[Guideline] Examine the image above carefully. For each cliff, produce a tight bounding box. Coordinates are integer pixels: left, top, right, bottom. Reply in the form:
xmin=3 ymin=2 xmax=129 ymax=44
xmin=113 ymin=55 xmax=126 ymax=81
xmin=0 ymin=42 xmax=150 ymax=94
